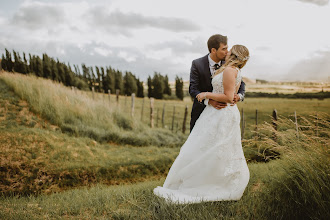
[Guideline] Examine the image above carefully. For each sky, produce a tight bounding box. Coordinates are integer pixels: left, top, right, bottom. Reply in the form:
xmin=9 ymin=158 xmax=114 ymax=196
xmin=0 ymin=0 xmax=329 ymax=82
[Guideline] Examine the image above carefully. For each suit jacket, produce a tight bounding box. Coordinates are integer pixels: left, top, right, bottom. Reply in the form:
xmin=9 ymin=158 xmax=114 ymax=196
xmin=189 ymin=54 xmax=246 ymax=132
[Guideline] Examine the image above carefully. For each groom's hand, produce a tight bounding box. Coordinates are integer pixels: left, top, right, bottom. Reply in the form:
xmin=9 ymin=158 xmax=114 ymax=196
xmin=209 ymin=100 xmax=227 ymax=110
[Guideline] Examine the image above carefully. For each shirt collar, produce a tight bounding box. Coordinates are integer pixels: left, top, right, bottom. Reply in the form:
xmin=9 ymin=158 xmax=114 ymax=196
xmin=208 ymin=54 xmax=221 ymax=67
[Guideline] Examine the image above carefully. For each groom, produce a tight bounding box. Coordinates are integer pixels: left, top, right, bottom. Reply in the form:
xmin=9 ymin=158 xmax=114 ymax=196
xmin=189 ymin=34 xmax=246 ymax=132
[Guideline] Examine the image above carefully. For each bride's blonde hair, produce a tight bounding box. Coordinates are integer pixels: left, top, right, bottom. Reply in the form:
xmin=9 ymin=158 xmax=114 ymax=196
xmin=213 ymin=45 xmax=249 ymax=77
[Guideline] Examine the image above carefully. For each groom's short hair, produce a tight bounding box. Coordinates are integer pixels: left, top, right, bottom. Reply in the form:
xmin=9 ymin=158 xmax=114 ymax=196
xmin=207 ymin=34 xmax=228 ymax=52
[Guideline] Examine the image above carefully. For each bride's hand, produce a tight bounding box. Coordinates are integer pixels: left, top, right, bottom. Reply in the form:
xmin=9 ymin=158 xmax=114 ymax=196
xmin=196 ymin=92 xmax=208 ymax=102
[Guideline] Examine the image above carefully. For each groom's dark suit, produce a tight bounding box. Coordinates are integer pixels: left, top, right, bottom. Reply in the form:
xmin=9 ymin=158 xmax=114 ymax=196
xmin=189 ymin=54 xmax=246 ymax=132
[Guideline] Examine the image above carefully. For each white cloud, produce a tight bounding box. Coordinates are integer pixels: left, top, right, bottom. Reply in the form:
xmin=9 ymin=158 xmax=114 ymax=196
xmin=296 ymin=0 xmax=329 ymax=6
xmin=0 ymin=0 xmax=330 ymax=81
xmin=10 ymin=1 xmax=65 ymax=29
xmin=94 ymin=47 xmax=113 ymax=57
xmin=85 ymin=7 xmax=200 ymax=37
xmin=118 ymin=51 xmax=137 ymax=62
xmin=285 ymin=50 xmax=330 ymax=81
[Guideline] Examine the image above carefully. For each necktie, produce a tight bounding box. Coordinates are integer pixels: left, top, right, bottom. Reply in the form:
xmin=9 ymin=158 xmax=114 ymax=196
xmin=214 ymin=64 xmax=220 ymax=70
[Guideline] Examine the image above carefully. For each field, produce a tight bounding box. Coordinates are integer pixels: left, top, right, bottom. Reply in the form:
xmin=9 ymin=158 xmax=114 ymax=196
xmin=0 ymin=71 xmax=329 ymax=219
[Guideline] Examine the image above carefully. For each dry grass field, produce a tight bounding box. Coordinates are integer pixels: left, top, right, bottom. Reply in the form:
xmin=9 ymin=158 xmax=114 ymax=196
xmin=0 ymin=71 xmax=329 ymax=219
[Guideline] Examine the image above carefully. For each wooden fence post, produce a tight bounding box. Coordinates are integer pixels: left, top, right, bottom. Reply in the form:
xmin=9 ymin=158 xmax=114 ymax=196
xmin=116 ymin=89 xmax=120 ymax=104
xmin=182 ymin=105 xmax=188 ymax=134
xmin=131 ymin=93 xmax=135 ymax=117
xmin=255 ymin=109 xmax=258 ymax=140
xmin=241 ymin=108 xmax=245 ymax=139
xmin=294 ymin=111 xmax=299 ymax=139
xmin=156 ymin=108 xmax=159 ymax=128
xmin=162 ymin=103 xmax=165 ymax=128
xmin=125 ymin=95 xmax=127 ymax=107
xmin=171 ymin=106 xmax=176 ymax=131
xmin=316 ymin=112 xmax=318 ymax=137
xmin=141 ymin=98 xmax=145 ymax=121
xmin=108 ymin=90 xmax=111 ymax=106
xmin=272 ymin=109 xmax=278 ymax=141
xmin=150 ymin=98 xmax=154 ymax=128
xmin=92 ymin=87 xmax=95 ymax=100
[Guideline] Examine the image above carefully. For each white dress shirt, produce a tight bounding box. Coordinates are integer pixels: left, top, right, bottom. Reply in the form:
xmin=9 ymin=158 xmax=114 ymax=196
xmin=208 ymin=54 xmax=221 ymax=77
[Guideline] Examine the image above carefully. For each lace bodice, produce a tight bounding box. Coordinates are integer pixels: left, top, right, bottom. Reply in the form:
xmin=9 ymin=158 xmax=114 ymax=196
xmin=212 ymin=67 xmax=242 ymax=94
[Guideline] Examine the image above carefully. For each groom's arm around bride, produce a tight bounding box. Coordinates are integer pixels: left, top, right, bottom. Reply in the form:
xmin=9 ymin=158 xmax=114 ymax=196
xmin=188 ymin=34 xmax=246 ymax=132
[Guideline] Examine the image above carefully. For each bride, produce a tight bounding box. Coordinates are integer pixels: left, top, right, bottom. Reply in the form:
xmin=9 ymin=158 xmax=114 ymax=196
xmin=153 ymin=45 xmax=250 ymax=204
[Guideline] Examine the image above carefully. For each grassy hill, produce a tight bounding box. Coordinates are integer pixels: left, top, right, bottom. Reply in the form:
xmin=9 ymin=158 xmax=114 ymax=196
xmin=0 ymin=72 xmax=187 ymax=147
xmin=0 ymin=76 xmax=182 ymax=196
xmin=0 ymin=71 xmax=329 ymax=219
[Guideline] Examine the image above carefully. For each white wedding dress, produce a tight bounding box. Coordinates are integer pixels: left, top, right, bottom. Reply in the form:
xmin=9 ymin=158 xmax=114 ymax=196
xmin=153 ymin=68 xmax=249 ymax=204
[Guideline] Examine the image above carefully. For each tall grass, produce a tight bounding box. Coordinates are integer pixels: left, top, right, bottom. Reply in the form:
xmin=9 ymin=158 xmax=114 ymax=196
xmin=0 ymin=72 xmax=185 ymax=147
xmin=247 ymin=114 xmax=330 ymax=219
xmin=1 ymin=127 xmax=328 ymax=219
xmin=0 ymin=71 xmax=329 ymax=218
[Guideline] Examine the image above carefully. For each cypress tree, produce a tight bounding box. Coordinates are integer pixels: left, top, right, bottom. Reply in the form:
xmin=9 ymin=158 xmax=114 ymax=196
xmin=29 ymin=54 xmax=35 ymax=74
xmin=5 ymin=49 xmax=13 ymax=72
xmin=51 ymin=59 xmax=59 ymax=81
xmin=1 ymin=54 xmax=6 ymax=71
xmin=23 ymin=52 xmax=30 ymax=73
xmin=35 ymin=56 xmax=43 ymax=77
xmin=89 ymin=67 xmax=96 ymax=89
xmin=153 ymin=73 xmax=165 ymax=99
xmin=164 ymin=75 xmax=172 ymax=95
xmin=74 ymin=64 xmax=81 ymax=75
xmin=103 ymin=70 xmax=111 ymax=94
xmin=107 ymin=66 xmax=115 ymax=94
xmin=95 ymin=66 xmax=101 ymax=92
xmin=13 ymin=50 xmax=20 ymax=72
xmin=82 ymin=64 xmax=91 ymax=89
xmin=64 ymin=65 xmax=74 ymax=86
xmin=124 ymin=71 xmax=137 ymax=95
xmin=136 ymin=78 xmax=144 ymax=98
xmin=57 ymin=60 xmax=65 ymax=83
xmin=12 ymin=51 xmax=27 ymax=74
xmin=100 ymin=67 xmax=105 ymax=93
xmin=175 ymin=76 xmax=184 ymax=100
xmin=42 ymin=54 xmax=52 ymax=79
xmin=115 ymin=70 xmax=123 ymax=94
xmin=63 ymin=64 xmax=69 ymax=85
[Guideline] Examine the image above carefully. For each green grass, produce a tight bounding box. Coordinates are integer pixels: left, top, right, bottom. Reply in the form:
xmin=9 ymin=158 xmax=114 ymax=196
xmin=0 ymin=72 xmax=186 ymax=147
xmin=0 ymin=160 xmax=279 ymax=220
xmin=0 ymin=71 xmax=329 ymax=219
xmin=1 ymin=144 xmax=328 ymax=219
xmin=0 ymin=78 xmax=179 ymax=195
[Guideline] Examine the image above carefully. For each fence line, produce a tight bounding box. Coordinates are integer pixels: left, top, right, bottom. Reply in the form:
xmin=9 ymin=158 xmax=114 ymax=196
xmin=83 ymin=91 xmax=315 ymax=137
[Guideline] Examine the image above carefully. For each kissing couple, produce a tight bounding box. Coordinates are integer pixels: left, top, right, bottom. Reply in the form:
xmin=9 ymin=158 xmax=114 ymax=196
xmin=154 ymin=34 xmax=250 ymax=204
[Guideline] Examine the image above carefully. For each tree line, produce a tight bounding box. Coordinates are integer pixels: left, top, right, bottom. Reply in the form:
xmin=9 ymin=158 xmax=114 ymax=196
xmin=0 ymin=49 xmax=185 ymax=100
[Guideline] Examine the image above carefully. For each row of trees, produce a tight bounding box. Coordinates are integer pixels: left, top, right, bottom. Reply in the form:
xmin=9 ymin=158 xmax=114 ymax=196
xmin=1 ymin=49 xmax=185 ymax=100
xmin=80 ymin=64 xmax=144 ymax=97
xmin=1 ymin=49 xmax=89 ymax=90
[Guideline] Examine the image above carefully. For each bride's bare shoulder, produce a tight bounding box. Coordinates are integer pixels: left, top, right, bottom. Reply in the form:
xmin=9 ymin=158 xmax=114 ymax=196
xmin=223 ymin=66 xmax=238 ymax=77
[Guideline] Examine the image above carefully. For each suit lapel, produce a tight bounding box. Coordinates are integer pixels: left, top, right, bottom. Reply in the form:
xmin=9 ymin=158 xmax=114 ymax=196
xmin=202 ymin=54 xmax=211 ymax=77
xmin=202 ymin=54 xmax=213 ymax=91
